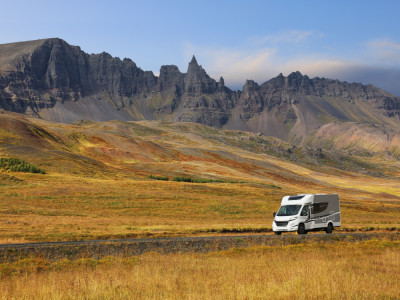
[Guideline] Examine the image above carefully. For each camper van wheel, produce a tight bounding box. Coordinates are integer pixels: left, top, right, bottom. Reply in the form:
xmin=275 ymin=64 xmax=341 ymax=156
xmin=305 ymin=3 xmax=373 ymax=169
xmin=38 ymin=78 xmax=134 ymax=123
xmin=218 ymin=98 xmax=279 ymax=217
xmin=326 ymin=223 xmax=333 ymax=234
xmin=274 ymin=232 xmax=282 ymax=235
xmin=297 ymin=223 xmax=307 ymax=235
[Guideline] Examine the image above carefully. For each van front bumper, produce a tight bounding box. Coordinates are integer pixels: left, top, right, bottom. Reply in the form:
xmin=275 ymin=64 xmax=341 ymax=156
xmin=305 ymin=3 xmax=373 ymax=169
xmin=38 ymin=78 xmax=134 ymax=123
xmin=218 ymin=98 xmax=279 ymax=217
xmin=272 ymin=221 xmax=299 ymax=232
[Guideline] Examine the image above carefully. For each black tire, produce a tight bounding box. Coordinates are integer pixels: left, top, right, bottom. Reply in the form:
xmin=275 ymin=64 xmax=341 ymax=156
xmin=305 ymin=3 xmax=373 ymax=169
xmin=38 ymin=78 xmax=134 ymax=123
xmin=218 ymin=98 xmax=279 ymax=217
xmin=274 ymin=232 xmax=282 ymax=235
xmin=326 ymin=223 xmax=333 ymax=234
xmin=297 ymin=223 xmax=307 ymax=235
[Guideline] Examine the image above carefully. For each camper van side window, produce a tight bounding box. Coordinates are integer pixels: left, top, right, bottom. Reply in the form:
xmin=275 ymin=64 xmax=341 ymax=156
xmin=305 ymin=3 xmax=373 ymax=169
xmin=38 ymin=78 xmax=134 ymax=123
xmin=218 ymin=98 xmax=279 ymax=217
xmin=301 ymin=205 xmax=310 ymax=216
xmin=311 ymin=202 xmax=329 ymax=214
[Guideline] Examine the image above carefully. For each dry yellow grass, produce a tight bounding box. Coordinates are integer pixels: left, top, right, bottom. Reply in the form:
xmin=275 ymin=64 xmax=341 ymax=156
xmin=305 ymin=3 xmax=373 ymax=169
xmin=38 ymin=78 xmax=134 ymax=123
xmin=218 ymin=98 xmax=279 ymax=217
xmin=0 ymin=174 xmax=287 ymax=243
xmin=1 ymin=240 xmax=399 ymax=299
xmin=0 ymin=113 xmax=400 ymax=243
xmin=1 ymin=113 xmax=400 ymax=298
xmin=1 ymin=172 xmax=399 ymax=243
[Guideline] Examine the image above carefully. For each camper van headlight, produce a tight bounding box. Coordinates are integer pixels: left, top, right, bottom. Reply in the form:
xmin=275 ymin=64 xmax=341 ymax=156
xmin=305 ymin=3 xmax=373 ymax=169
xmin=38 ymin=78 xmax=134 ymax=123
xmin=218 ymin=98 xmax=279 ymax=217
xmin=289 ymin=217 xmax=298 ymax=222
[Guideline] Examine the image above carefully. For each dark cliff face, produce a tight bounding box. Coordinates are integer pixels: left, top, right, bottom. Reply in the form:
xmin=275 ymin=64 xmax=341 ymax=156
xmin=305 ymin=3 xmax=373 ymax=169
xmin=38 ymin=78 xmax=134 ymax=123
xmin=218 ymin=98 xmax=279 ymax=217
xmin=0 ymin=38 xmax=157 ymax=112
xmin=1 ymin=38 xmax=400 ymax=138
xmin=239 ymin=80 xmax=263 ymax=120
xmin=156 ymin=65 xmax=184 ymax=92
xmin=87 ymin=53 xmax=156 ymax=96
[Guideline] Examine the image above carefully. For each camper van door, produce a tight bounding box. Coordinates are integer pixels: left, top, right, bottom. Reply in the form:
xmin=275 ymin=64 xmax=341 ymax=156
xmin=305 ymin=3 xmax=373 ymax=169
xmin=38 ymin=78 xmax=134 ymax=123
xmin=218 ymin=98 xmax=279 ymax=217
xmin=299 ymin=204 xmax=311 ymax=230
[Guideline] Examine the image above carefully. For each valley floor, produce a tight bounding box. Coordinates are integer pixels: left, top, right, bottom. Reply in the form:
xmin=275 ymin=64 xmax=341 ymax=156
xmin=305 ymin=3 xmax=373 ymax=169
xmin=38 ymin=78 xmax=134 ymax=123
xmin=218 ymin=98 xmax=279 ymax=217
xmin=1 ymin=172 xmax=400 ymax=243
xmin=0 ymin=113 xmax=400 ymax=298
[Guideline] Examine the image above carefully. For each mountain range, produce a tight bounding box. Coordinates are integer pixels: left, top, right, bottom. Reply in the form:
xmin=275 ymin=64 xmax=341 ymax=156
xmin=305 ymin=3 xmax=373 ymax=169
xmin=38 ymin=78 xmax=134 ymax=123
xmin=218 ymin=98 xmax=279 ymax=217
xmin=1 ymin=38 xmax=400 ymax=144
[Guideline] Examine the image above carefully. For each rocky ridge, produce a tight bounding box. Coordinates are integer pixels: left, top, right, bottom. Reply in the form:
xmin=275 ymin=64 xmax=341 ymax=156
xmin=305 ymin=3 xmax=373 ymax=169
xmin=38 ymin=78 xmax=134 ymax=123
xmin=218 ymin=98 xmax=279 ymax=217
xmin=1 ymin=38 xmax=400 ymax=142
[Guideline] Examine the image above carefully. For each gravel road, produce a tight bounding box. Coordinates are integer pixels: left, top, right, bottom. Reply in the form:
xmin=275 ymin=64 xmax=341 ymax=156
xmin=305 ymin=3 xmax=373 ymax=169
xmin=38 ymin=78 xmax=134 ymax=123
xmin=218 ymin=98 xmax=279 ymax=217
xmin=0 ymin=232 xmax=398 ymax=263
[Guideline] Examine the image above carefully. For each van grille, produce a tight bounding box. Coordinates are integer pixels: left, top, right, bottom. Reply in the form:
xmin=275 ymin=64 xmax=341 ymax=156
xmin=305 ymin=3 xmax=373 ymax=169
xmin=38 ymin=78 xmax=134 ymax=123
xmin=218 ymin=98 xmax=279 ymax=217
xmin=275 ymin=221 xmax=289 ymax=227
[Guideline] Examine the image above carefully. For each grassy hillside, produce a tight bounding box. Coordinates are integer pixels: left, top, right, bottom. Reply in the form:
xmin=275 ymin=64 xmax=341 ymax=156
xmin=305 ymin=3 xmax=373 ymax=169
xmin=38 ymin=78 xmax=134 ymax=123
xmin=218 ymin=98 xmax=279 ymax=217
xmin=0 ymin=112 xmax=399 ymax=243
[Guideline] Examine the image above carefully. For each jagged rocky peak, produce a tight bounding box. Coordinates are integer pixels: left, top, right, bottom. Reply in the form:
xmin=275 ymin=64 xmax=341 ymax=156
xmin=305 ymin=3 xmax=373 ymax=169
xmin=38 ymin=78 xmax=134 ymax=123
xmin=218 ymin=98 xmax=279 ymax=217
xmin=242 ymin=80 xmax=260 ymax=93
xmin=174 ymin=56 xmax=236 ymax=127
xmin=264 ymin=71 xmax=309 ymax=91
xmin=121 ymin=57 xmax=138 ymax=69
xmin=189 ymin=55 xmax=198 ymax=65
xmin=216 ymin=76 xmax=227 ymax=93
xmin=263 ymin=73 xmax=285 ymax=89
xmin=184 ymin=55 xmax=217 ymax=94
xmin=287 ymin=70 xmax=303 ymax=80
xmin=240 ymin=80 xmax=261 ymax=105
xmin=186 ymin=55 xmax=204 ymax=75
xmin=286 ymin=71 xmax=313 ymax=93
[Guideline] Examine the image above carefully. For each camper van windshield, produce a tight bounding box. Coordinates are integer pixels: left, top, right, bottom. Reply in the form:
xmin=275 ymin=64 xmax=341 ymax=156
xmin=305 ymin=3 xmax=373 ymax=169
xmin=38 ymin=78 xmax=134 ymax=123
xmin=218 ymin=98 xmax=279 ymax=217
xmin=277 ymin=205 xmax=302 ymax=216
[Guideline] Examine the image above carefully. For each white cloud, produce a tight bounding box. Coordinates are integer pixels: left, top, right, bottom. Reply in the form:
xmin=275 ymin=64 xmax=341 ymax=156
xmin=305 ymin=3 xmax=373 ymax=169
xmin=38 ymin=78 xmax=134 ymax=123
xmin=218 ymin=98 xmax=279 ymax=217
xmin=368 ymin=39 xmax=400 ymax=51
xmin=280 ymin=57 xmax=357 ymax=78
xmin=250 ymin=30 xmax=317 ymax=46
xmin=367 ymin=38 xmax=400 ymax=63
xmin=203 ymin=48 xmax=277 ymax=82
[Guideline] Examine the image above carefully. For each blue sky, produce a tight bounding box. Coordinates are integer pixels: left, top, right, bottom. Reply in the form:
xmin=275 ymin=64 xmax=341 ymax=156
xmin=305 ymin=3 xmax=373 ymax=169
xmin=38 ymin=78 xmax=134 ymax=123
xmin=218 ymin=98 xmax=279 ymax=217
xmin=1 ymin=0 xmax=400 ymax=95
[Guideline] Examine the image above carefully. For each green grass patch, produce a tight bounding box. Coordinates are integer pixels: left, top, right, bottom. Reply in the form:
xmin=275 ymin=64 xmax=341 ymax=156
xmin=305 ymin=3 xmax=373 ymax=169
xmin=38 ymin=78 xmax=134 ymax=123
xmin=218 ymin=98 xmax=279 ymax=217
xmin=172 ymin=176 xmax=224 ymax=183
xmin=192 ymin=178 xmax=224 ymax=183
xmin=148 ymin=175 xmax=169 ymax=181
xmin=172 ymin=176 xmax=193 ymax=182
xmin=0 ymin=158 xmax=45 ymax=174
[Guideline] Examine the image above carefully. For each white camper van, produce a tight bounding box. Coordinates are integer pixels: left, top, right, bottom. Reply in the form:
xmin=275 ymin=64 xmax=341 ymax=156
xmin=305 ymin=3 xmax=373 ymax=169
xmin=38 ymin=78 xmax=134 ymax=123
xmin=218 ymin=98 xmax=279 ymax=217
xmin=272 ymin=194 xmax=341 ymax=235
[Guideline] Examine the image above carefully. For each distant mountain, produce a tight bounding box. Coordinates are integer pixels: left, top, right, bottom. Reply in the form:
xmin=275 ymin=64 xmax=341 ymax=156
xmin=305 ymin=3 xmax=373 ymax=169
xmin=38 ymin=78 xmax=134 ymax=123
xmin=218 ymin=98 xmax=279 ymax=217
xmin=1 ymin=38 xmax=400 ymax=143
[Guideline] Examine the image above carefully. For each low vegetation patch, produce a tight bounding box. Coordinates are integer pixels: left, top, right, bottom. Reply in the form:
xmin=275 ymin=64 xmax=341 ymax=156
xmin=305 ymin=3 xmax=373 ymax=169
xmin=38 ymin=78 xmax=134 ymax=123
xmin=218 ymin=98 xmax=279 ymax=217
xmin=172 ymin=176 xmax=192 ymax=182
xmin=147 ymin=174 xmax=169 ymax=181
xmin=0 ymin=158 xmax=45 ymax=174
xmin=172 ymin=176 xmax=224 ymax=183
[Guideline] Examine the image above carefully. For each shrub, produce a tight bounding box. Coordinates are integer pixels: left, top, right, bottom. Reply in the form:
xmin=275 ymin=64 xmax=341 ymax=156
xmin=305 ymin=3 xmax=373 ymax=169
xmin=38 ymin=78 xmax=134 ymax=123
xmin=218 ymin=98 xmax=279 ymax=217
xmin=0 ymin=158 xmax=45 ymax=174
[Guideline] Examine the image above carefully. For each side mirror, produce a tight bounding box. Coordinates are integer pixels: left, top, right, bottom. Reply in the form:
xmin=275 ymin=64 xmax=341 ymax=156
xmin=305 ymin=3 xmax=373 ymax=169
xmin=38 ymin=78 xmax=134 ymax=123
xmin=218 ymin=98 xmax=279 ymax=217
xmin=273 ymin=212 xmax=276 ymax=217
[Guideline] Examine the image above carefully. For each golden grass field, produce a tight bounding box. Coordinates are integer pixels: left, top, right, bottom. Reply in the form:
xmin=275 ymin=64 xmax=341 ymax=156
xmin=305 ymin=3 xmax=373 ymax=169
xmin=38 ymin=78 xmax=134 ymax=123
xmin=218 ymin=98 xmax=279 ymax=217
xmin=1 ymin=173 xmax=400 ymax=244
xmin=1 ymin=112 xmax=400 ymax=298
xmin=0 ymin=112 xmax=400 ymax=243
xmin=1 ymin=239 xmax=399 ymax=299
